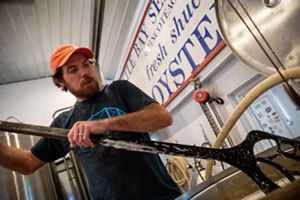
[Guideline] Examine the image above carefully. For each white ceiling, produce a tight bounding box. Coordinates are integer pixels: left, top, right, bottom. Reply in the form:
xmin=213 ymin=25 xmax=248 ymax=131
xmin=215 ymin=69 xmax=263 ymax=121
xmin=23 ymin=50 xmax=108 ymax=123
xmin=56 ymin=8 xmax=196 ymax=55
xmin=0 ymin=0 xmax=146 ymax=85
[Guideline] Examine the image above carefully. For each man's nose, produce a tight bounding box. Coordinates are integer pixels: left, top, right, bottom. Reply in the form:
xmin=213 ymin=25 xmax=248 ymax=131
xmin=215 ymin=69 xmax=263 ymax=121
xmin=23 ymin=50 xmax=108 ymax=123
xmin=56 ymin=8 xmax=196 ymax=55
xmin=78 ymin=65 xmax=90 ymax=77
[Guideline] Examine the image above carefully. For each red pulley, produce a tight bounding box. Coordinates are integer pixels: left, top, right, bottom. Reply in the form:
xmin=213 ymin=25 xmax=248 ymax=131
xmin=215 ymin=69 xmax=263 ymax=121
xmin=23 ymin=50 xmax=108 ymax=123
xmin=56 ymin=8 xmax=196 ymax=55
xmin=193 ymin=89 xmax=209 ymax=103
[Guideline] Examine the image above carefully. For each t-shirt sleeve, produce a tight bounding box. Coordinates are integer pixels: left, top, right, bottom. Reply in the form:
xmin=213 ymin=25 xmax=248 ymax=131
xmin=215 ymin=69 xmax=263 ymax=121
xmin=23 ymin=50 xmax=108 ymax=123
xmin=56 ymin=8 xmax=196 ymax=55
xmin=117 ymin=80 xmax=157 ymax=112
xmin=31 ymin=113 xmax=71 ymax=162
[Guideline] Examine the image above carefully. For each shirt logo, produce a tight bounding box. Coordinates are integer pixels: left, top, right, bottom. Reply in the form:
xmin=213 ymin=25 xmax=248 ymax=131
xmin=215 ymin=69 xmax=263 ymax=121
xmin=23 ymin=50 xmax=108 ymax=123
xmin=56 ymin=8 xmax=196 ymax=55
xmin=88 ymin=107 xmax=126 ymax=121
xmin=88 ymin=107 xmax=126 ymax=136
xmin=77 ymin=107 xmax=126 ymax=151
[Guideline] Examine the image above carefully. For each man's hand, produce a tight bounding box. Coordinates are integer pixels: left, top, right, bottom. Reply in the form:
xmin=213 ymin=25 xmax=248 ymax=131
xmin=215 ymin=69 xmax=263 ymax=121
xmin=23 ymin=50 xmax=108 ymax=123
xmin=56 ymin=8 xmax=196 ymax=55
xmin=68 ymin=120 xmax=109 ymax=148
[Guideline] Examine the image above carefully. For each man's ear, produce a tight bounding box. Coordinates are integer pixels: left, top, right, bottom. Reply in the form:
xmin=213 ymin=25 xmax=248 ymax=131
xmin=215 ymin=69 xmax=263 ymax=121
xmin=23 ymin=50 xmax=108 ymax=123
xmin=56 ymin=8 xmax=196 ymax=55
xmin=53 ymin=78 xmax=68 ymax=92
xmin=54 ymin=78 xmax=65 ymax=88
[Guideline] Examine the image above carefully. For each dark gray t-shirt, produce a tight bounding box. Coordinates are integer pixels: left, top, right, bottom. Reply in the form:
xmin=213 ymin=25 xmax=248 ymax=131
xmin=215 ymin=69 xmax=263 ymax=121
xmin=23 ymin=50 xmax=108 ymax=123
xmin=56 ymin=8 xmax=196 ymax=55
xmin=31 ymin=80 xmax=180 ymax=200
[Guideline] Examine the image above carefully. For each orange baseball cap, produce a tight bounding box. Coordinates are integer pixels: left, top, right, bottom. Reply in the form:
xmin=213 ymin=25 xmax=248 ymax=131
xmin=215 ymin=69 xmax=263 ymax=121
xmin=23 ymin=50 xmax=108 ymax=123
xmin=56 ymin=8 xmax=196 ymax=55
xmin=50 ymin=44 xmax=94 ymax=75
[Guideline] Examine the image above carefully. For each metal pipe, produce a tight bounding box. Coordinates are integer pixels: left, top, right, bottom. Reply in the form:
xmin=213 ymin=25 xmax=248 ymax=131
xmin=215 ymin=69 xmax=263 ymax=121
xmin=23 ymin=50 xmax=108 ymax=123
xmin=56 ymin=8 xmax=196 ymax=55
xmin=0 ymin=121 xmax=68 ymax=140
xmin=63 ymin=157 xmax=79 ymax=200
xmin=70 ymin=151 xmax=91 ymax=200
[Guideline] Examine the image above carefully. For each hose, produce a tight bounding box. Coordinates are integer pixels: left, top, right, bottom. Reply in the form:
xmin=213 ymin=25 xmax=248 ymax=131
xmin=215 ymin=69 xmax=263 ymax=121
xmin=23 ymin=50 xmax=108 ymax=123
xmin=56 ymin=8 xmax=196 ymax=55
xmin=166 ymin=156 xmax=191 ymax=193
xmin=193 ymin=158 xmax=205 ymax=181
xmin=205 ymin=67 xmax=300 ymax=179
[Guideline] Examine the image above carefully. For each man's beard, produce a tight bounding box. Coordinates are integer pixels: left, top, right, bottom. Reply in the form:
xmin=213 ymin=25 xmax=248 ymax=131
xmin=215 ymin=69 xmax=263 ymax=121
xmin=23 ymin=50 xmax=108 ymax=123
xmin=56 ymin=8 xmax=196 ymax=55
xmin=66 ymin=76 xmax=101 ymax=99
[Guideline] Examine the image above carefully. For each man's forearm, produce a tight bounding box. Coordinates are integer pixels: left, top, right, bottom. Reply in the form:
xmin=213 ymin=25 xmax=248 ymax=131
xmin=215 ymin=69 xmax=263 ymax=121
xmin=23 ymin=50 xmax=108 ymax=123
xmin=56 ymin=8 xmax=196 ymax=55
xmin=68 ymin=103 xmax=173 ymax=147
xmin=106 ymin=103 xmax=173 ymax=133
xmin=0 ymin=142 xmax=45 ymax=174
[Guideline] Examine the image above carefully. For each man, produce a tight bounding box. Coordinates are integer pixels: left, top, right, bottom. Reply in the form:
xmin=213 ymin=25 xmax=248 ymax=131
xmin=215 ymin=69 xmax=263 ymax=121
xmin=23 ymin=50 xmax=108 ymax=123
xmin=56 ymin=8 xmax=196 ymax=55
xmin=0 ymin=44 xmax=181 ymax=199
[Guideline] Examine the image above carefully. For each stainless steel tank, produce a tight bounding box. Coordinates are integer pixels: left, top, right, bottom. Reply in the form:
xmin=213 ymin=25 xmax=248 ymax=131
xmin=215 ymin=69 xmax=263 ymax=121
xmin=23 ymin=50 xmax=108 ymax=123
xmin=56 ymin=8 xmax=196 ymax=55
xmin=0 ymin=131 xmax=57 ymax=200
xmin=216 ymin=0 xmax=300 ymax=105
xmin=215 ymin=0 xmax=300 ymax=75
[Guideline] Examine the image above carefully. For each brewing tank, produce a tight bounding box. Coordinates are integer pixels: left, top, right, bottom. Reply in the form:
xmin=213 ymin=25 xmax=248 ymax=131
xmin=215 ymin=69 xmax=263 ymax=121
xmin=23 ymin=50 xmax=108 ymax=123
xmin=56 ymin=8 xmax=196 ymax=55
xmin=0 ymin=131 xmax=57 ymax=200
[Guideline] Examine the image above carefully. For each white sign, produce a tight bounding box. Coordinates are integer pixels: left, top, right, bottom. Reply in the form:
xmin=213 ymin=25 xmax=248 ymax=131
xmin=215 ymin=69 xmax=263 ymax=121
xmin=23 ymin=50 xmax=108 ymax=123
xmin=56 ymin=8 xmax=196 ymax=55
xmin=120 ymin=0 xmax=225 ymax=106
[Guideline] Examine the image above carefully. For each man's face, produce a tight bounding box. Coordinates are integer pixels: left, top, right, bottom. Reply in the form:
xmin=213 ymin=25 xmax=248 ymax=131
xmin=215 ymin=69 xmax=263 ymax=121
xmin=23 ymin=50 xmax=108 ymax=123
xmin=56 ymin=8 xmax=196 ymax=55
xmin=60 ymin=53 xmax=101 ymax=101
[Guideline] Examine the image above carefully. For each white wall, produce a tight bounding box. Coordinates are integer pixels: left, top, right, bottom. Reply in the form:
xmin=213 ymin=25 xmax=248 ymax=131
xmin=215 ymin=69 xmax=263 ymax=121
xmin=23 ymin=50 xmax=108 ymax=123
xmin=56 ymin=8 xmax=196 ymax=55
xmin=0 ymin=77 xmax=76 ymax=126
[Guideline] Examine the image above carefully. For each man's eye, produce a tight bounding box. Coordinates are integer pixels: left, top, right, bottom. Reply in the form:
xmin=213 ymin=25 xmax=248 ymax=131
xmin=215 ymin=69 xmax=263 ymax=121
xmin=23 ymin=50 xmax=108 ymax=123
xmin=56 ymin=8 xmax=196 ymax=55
xmin=67 ymin=67 xmax=78 ymax=73
xmin=83 ymin=62 xmax=90 ymax=67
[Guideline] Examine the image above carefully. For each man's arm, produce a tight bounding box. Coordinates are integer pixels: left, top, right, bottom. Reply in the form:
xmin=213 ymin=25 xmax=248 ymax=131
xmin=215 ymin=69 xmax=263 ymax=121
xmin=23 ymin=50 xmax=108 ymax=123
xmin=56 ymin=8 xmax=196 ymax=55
xmin=107 ymin=103 xmax=173 ymax=132
xmin=68 ymin=103 xmax=173 ymax=147
xmin=0 ymin=142 xmax=46 ymax=175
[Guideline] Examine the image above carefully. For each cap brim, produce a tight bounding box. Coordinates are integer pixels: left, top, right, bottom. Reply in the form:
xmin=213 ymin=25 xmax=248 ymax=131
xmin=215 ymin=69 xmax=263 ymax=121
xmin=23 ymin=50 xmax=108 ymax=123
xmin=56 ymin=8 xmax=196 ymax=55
xmin=73 ymin=47 xmax=94 ymax=59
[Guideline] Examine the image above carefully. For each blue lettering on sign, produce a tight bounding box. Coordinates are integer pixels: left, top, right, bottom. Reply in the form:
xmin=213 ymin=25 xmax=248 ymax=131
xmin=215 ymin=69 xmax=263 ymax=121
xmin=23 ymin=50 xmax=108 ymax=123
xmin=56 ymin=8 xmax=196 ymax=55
xmin=122 ymin=56 xmax=136 ymax=80
xmin=133 ymin=24 xmax=149 ymax=58
xmin=177 ymin=38 xmax=197 ymax=71
xmin=146 ymin=43 xmax=168 ymax=81
xmin=148 ymin=0 xmax=167 ymax=24
xmin=191 ymin=3 xmax=222 ymax=57
xmin=147 ymin=0 xmax=177 ymax=48
xmin=170 ymin=0 xmax=201 ymax=44
xmin=168 ymin=57 xmax=185 ymax=89
xmin=151 ymin=2 xmax=222 ymax=104
xmin=133 ymin=0 xmax=177 ymax=60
